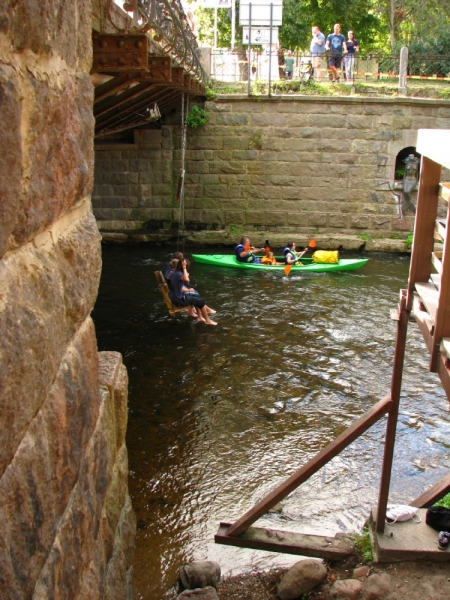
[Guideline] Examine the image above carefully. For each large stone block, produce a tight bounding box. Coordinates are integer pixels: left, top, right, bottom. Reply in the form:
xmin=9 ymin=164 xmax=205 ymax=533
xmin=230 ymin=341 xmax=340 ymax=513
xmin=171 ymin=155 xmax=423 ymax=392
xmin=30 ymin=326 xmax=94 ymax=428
xmin=0 ymin=317 xmax=100 ymax=598
xmin=308 ymin=115 xmax=347 ymax=128
xmin=0 ymin=66 xmax=22 ymax=259
xmin=0 ymin=205 xmax=101 ymax=477
xmin=41 ymin=318 xmax=101 ymax=514
xmin=2 ymin=1 xmax=92 ymax=69
xmin=9 ymin=72 xmax=94 ymax=251
xmin=0 ymin=412 xmax=55 ymax=599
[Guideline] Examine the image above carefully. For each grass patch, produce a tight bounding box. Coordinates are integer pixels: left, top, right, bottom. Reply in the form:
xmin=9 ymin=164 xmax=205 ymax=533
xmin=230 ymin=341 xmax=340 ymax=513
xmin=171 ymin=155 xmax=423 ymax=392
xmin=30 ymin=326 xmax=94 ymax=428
xmin=434 ymin=492 xmax=450 ymax=508
xmin=354 ymin=526 xmax=373 ymax=563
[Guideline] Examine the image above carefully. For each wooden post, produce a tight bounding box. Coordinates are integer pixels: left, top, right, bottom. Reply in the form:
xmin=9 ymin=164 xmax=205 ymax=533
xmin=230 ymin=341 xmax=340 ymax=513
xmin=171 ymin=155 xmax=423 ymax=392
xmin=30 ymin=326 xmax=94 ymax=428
xmin=398 ymin=47 xmax=408 ymax=94
xmin=376 ymin=291 xmax=409 ymax=532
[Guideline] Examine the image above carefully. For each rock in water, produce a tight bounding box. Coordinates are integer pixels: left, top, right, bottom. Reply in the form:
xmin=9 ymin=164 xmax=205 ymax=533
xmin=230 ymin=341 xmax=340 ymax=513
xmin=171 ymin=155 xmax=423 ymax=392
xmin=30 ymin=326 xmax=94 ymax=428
xmin=179 ymin=561 xmax=221 ymax=590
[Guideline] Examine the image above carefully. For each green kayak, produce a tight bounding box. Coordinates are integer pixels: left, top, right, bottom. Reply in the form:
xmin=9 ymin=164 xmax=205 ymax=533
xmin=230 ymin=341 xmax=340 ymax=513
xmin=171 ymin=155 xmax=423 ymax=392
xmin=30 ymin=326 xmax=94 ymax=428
xmin=191 ymin=254 xmax=369 ymax=272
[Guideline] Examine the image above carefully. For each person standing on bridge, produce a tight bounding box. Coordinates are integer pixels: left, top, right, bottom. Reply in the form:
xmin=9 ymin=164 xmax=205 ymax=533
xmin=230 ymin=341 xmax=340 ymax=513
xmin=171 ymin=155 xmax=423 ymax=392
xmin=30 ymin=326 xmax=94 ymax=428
xmin=325 ymin=23 xmax=347 ymax=83
xmin=344 ymin=30 xmax=359 ymax=84
xmin=310 ymin=25 xmax=325 ymax=82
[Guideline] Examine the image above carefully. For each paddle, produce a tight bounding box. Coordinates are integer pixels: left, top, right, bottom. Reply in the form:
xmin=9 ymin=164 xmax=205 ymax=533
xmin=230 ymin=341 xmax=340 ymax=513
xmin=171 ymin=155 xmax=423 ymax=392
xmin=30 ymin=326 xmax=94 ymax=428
xmin=284 ymin=239 xmax=316 ymax=276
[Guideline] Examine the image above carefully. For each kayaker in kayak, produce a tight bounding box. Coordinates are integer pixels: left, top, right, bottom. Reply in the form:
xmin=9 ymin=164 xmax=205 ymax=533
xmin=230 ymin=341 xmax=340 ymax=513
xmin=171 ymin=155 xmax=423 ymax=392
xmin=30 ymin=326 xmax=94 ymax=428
xmin=169 ymin=259 xmax=217 ymax=326
xmin=283 ymin=242 xmax=303 ymax=266
xmin=235 ymin=236 xmax=265 ymax=263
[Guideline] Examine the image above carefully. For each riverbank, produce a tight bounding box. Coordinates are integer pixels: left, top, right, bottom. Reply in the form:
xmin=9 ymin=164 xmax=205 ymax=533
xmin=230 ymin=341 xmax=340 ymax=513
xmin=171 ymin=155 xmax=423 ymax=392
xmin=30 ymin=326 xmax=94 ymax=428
xmin=100 ymin=230 xmax=414 ymax=254
xmin=215 ymin=558 xmax=450 ymax=599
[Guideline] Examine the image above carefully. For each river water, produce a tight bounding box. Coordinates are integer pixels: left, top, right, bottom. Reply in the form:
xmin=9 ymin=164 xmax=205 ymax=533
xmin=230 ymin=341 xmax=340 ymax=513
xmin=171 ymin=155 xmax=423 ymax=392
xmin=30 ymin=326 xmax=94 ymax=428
xmin=93 ymin=244 xmax=450 ymax=599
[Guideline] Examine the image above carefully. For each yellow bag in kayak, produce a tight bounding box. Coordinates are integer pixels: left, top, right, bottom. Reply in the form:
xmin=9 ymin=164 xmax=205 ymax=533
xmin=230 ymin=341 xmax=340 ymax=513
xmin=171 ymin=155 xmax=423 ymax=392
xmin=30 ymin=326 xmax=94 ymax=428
xmin=312 ymin=250 xmax=339 ymax=264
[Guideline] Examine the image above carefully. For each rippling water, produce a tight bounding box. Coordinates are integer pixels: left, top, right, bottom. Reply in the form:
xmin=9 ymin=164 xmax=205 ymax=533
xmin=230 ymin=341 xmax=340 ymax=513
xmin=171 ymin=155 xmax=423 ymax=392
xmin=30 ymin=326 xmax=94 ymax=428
xmin=93 ymin=245 xmax=450 ymax=599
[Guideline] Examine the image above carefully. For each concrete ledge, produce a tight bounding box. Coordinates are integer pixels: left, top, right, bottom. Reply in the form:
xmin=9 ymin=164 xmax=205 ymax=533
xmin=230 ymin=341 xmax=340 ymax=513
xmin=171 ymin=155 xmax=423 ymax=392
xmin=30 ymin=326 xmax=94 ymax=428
xmin=98 ymin=229 xmax=416 ymax=252
xmin=370 ymin=508 xmax=450 ymax=563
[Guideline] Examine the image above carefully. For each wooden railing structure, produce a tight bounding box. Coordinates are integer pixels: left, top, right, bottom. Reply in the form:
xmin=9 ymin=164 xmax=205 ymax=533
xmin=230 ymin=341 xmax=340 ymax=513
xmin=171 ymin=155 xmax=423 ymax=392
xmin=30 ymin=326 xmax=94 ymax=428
xmin=215 ymin=129 xmax=450 ymax=558
xmin=91 ymin=0 xmax=206 ymax=138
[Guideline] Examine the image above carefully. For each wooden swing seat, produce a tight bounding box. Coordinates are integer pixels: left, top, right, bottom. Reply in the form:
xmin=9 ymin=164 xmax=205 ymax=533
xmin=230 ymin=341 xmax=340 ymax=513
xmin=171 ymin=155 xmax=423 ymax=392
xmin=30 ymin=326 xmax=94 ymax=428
xmin=155 ymin=271 xmax=189 ymax=317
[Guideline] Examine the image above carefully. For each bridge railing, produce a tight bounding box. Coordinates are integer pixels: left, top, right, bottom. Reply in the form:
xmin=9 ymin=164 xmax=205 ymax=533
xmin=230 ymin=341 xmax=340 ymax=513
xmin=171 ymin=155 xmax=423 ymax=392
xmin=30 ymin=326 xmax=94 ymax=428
xmin=104 ymin=0 xmax=207 ymax=84
xmin=210 ymin=49 xmax=450 ymax=85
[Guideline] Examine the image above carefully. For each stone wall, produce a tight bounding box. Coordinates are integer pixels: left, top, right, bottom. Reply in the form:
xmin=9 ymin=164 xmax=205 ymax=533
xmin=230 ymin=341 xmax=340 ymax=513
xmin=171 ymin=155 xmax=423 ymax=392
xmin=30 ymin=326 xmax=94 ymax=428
xmin=93 ymin=96 xmax=450 ymax=242
xmin=0 ymin=2 xmax=135 ymax=597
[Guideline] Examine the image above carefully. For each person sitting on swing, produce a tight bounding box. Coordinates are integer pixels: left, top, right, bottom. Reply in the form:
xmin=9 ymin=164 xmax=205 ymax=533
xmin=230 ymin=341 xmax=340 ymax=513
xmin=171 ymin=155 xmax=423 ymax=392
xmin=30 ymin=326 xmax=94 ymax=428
xmin=169 ymin=259 xmax=217 ymax=326
xmin=283 ymin=241 xmax=303 ymax=265
xmin=165 ymin=253 xmax=198 ymax=319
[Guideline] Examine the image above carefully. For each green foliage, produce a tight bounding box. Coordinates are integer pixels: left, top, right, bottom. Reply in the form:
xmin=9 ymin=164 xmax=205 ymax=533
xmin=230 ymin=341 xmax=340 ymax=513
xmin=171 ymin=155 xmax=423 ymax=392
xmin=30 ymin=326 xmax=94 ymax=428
xmin=405 ymin=233 xmax=414 ymax=250
xmin=435 ymin=493 xmax=450 ymax=508
xmin=272 ymin=79 xmax=329 ymax=95
xmin=354 ymin=526 xmax=373 ymax=563
xmin=279 ymin=0 xmax=385 ymax=52
xmin=186 ymin=105 xmax=208 ymax=128
xmin=248 ymin=129 xmax=263 ymax=150
xmin=437 ymin=88 xmax=450 ymax=100
xmin=359 ymin=232 xmax=372 ymax=242
xmin=206 ymin=85 xmax=216 ymax=100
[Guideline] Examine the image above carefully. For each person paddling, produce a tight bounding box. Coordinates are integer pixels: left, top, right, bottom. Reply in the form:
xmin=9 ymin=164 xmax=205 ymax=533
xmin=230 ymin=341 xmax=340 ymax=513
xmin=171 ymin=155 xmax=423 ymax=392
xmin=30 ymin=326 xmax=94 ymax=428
xmin=235 ymin=236 xmax=265 ymax=263
xmin=283 ymin=241 xmax=303 ymax=265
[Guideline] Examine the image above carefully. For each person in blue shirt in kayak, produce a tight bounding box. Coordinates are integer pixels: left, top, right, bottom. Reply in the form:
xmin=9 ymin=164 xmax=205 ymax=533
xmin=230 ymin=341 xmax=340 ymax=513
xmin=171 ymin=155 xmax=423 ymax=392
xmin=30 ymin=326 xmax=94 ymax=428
xmin=235 ymin=236 xmax=265 ymax=263
xmin=283 ymin=241 xmax=303 ymax=265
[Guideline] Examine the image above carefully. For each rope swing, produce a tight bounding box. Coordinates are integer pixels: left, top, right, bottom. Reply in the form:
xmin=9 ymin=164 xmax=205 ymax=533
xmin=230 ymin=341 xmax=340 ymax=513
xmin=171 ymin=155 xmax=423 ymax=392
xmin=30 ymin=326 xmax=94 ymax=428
xmin=177 ymin=91 xmax=189 ymax=253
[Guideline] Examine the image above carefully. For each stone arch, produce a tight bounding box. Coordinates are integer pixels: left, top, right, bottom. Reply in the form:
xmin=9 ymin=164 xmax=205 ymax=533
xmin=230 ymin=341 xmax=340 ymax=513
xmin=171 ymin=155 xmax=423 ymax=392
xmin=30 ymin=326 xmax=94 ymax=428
xmin=394 ymin=145 xmax=421 ymax=181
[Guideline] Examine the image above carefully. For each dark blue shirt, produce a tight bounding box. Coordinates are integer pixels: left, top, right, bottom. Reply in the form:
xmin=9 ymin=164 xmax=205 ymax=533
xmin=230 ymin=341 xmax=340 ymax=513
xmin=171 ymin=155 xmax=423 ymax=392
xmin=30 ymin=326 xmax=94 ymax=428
xmin=346 ymin=39 xmax=359 ymax=55
xmin=327 ymin=33 xmax=346 ymax=56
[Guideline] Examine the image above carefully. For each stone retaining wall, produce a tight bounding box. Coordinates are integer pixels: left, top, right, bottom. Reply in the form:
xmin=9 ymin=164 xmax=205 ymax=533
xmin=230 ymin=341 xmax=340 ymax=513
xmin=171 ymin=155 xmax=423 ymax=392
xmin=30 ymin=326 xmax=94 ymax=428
xmin=0 ymin=2 xmax=135 ymax=597
xmin=93 ymin=95 xmax=450 ymax=242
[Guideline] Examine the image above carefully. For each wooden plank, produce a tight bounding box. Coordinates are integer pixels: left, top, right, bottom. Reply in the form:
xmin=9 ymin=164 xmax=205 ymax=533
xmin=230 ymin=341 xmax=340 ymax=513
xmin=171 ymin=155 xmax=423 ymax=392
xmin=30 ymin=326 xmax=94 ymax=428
xmin=437 ymin=354 xmax=450 ymax=400
xmin=225 ymin=394 xmax=393 ymax=538
xmin=430 ymin=273 xmax=440 ymax=288
xmin=410 ymin=474 xmax=450 ymax=507
xmin=406 ymin=156 xmax=442 ymax=310
xmin=415 ymin=282 xmax=438 ymax=324
xmin=439 ymin=182 xmax=450 ymax=203
xmin=413 ymin=294 xmax=434 ymax=350
xmin=416 ymin=130 xmax=450 ymax=171
xmin=431 ymin=253 xmax=442 ymax=275
xmin=435 ymin=220 xmax=446 ymax=241
xmin=215 ymin=523 xmax=356 ymax=560
xmin=430 ymin=200 xmax=450 ymax=370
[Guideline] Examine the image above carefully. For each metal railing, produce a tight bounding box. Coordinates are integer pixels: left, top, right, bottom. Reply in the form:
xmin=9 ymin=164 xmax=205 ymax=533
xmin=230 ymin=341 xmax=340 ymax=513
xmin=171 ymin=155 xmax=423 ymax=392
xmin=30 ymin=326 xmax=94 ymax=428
xmin=210 ymin=50 xmax=450 ymax=85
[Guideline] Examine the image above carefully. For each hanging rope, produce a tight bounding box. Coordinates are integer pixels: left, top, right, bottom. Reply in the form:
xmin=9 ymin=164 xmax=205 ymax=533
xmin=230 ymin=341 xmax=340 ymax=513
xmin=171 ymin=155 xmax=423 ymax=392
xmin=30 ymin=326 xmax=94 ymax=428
xmin=177 ymin=91 xmax=189 ymax=253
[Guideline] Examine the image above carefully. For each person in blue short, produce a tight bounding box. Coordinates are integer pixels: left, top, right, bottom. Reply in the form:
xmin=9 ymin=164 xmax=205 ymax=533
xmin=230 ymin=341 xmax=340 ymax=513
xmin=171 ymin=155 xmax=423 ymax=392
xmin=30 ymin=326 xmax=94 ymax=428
xmin=283 ymin=241 xmax=303 ymax=265
xmin=325 ymin=23 xmax=347 ymax=83
xmin=169 ymin=259 xmax=217 ymax=325
xmin=235 ymin=236 xmax=265 ymax=263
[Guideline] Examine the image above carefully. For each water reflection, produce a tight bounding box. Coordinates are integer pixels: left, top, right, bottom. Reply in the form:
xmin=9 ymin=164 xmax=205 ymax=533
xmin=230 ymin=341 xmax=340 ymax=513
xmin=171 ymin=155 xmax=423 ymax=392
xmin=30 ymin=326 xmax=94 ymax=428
xmin=93 ymin=246 xmax=449 ymax=599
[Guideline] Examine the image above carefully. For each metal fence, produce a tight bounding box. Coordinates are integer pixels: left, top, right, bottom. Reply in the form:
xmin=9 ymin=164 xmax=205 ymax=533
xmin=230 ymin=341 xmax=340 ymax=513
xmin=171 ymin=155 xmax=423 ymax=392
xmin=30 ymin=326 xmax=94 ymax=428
xmin=210 ymin=50 xmax=450 ymax=84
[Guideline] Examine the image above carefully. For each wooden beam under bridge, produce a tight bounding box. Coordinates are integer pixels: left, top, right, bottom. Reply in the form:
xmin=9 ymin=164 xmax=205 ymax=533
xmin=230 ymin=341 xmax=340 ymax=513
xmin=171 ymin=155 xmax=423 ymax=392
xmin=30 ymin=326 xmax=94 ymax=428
xmin=216 ymin=394 xmax=393 ymax=546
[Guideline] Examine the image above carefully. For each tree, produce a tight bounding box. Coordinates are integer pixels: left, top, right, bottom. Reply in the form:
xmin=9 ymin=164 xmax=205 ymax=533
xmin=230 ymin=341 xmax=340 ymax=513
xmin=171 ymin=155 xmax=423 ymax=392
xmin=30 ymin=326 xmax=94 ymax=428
xmin=375 ymin=0 xmax=450 ymax=50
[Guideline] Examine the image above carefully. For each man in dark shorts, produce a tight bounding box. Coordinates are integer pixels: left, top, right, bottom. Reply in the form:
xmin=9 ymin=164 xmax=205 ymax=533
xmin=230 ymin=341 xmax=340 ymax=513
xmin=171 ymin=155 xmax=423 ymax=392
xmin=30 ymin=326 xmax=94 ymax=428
xmin=325 ymin=23 xmax=347 ymax=83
